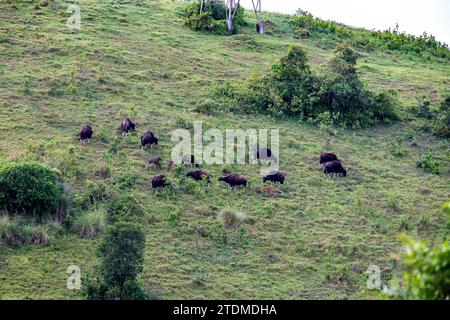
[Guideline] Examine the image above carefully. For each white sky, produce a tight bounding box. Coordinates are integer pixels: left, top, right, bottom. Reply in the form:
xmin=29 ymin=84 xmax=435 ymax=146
xmin=240 ymin=0 xmax=450 ymax=45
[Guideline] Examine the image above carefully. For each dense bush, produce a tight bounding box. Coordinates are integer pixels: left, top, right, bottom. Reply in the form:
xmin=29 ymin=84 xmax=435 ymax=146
xmin=106 ymin=193 xmax=145 ymax=223
xmin=0 ymin=215 xmax=63 ymax=246
xmin=416 ymin=150 xmax=442 ymax=175
xmin=83 ymin=222 xmax=149 ymax=300
xmin=291 ymin=10 xmax=450 ymax=59
xmin=0 ymin=163 xmax=64 ymax=219
xmin=211 ymin=44 xmax=399 ymax=127
xmin=317 ymin=44 xmax=400 ymax=127
xmin=184 ymin=0 xmax=245 ymax=35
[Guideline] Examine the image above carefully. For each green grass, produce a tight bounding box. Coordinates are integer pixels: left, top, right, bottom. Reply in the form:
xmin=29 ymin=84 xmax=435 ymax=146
xmin=0 ymin=0 xmax=449 ymax=299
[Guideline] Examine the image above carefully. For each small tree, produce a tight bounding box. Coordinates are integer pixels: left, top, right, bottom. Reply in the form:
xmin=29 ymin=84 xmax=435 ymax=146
xmin=84 ymin=222 xmax=148 ymax=300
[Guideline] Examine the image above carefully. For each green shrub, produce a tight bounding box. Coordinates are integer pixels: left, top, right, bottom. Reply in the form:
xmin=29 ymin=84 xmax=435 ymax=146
xmin=416 ymin=150 xmax=442 ymax=175
xmin=212 ymin=44 xmax=399 ymax=127
xmin=317 ymin=44 xmax=399 ymax=127
xmin=184 ymin=0 xmax=245 ymax=35
xmin=0 ymin=162 xmax=64 ymax=219
xmin=72 ymin=180 xmax=110 ymax=211
xmin=397 ymin=234 xmax=450 ymax=299
xmin=291 ymin=9 xmax=450 ymax=59
xmin=106 ymin=193 xmax=145 ymax=223
xmin=83 ymin=222 xmax=148 ymax=300
xmin=0 ymin=215 xmax=62 ymax=246
xmin=431 ymin=95 xmax=450 ymax=138
xmin=72 ymin=207 xmax=106 ymax=239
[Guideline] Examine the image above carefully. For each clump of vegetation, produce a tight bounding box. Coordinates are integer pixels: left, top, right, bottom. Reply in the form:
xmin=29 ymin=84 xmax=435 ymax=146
xmin=106 ymin=193 xmax=145 ymax=223
xmin=416 ymin=150 xmax=442 ymax=175
xmin=395 ymin=234 xmax=450 ymax=299
xmin=72 ymin=180 xmax=111 ymax=212
xmin=212 ymin=44 xmax=400 ymax=127
xmin=72 ymin=207 xmax=106 ymax=239
xmin=218 ymin=209 xmax=250 ymax=229
xmin=83 ymin=222 xmax=149 ymax=300
xmin=431 ymin=96 xmax=450 ymax=138
xmin=291 ymin=10 xmax=450 ymax=59
xmin=0 ymin=162 xmax=65 ymax=220
xmin=0 ymin=215 xmax=63 ymax=246
xmin=184 ymin=0 xmax=245 ymax=35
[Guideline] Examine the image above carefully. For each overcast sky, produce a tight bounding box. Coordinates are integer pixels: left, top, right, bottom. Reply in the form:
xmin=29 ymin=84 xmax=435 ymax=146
xmin=240 ymin=0 xmax=450 ymax=45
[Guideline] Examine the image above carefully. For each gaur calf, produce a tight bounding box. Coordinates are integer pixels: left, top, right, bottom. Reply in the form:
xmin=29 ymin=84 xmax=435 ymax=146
xmin=141 ymin=130 xmax=159 ymax=149
xmin=219 ymin=174 xmax=248 ymax=189
xmin=186 ymin=170 xmax=211 ymax=184
xmin=167 ymin=160 xmax=174 ymax=171
xmin=263 ymin=171 xmax=286 ymax=184
xmin=151 ymin=175 xmax=169 ymax=191
xmin=80 ymin=124 xmax=93 ymax=144
xmin=323 ymin=160 xmax=347 ymax=177
xmin=121 ymin=118 xmax=135 ymax=137
xmin=147 ymin=156 xmax=162 ymax=169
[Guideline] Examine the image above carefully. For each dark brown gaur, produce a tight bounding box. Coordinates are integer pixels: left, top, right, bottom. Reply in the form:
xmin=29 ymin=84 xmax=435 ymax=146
xmin=121 ymin=118 xmax=135 ymax=137
xmin=219 ymin=173 xmax=248 ymax=189
xmin=141 ymin=130 xmax=159 ymax=149
xmin=263 ymin=171 xmax=286 ymax=184
xmin=80 ymin=124 xmax=93 ymax=144
xmin=186 ymin=170 xmax=211 ymax=184
xmin=151 ymin=174 xmax=169 ymax=191
xmin=323 ymin=160 xmax=347 ymax=177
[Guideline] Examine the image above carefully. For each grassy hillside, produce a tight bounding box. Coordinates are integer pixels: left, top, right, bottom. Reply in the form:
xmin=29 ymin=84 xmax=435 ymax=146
xmin=0 ymin=0 xmax=449 ymax=299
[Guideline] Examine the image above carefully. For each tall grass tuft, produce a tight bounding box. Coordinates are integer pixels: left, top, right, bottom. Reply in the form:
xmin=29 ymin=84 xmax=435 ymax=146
xmin=0 ymin=215 xmax=62 ymax=246
xmin=218 ymin=209 xmax=250 ymax=230
xmin=72 ymin=208 xmax=106 ymax=239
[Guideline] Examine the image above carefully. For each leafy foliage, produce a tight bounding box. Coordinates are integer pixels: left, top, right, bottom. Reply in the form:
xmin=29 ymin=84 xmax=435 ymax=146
xmin=83 ymin=222 xmax=148 ymax=300
xmin=106 ymin=193 xmax=145 ymax=223
xmin=0 ymin=163 xmax=64 ymax=219
xmin=291 ymin=10 xmax=450 ymax=59
xmin=184 ymin=0 xmax=245 ymax=35
xmin=416 ymin=150 xmax=442 ymax=175
xmin=431 ymin=95 xmax=450 ymax=138
xmin=398 ymin=234 xmax=450 ymax=299
xmin=213 ymin=44 xmax=399 ymax=127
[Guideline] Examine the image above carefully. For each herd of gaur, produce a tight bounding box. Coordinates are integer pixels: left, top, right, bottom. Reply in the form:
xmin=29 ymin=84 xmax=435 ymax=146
xmin=79 ymin=118 xmax=347 ymax=192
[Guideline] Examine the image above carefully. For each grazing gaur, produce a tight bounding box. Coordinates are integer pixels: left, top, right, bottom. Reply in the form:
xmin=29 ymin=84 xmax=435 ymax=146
xmin=219 ymin=173 xmax=248 ymax=189
xmin=121 ymin=118 xmax=135 ymax=137
xmin=151 ymin=174 xmax=169 ymax=191
xmin=147 ymin=156 xmax=162 ymax=169
xmin=141 ymin=130 xmax=159 ymax=149
xmin=323 ymin=160 xmax=347 ymax=177
xmin=319 ymin=152 xmax=338 ymax=166
xmin=80 ymin=124 xmax=93 ymax=144
xmin=182 ymin=154 xmax=200 ymax=168
xmin=186 ymin=170 xmax=211 ymax=184
xmin=167 ymin=160 xmax=174 ymax=171
xmin=263 ymin=171 xmax=286 ymax=184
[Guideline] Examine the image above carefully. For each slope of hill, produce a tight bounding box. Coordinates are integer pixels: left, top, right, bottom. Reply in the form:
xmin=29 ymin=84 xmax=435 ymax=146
xmin=0 ymin=0 xmax=449 ymax=299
